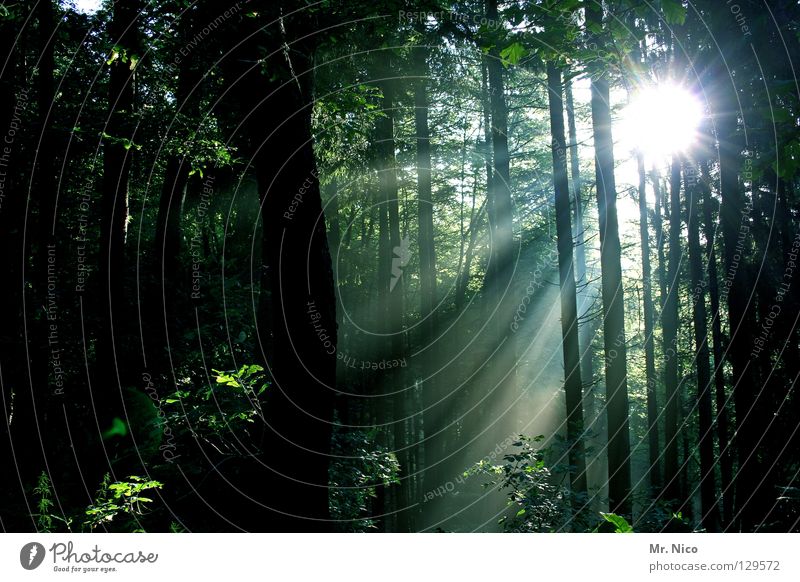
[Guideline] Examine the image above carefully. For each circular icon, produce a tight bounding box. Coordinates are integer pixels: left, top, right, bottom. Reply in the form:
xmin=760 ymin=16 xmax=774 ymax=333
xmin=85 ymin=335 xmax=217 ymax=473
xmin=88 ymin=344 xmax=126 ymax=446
xmin=20 ymin=542 xmax=46 ymax=570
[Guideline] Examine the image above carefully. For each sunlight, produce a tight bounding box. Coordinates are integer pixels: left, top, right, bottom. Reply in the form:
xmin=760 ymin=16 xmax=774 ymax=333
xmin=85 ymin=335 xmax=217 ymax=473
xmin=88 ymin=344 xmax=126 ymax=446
xmin=618 ymin=83 xmax=704 ymax=161
xmin=72 ymin=0 xmax=102 ymax=14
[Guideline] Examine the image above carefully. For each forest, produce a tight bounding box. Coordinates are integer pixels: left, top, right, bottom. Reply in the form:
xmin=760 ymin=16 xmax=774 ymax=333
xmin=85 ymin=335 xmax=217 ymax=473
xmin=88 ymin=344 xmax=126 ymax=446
xmin=1 ymin=0 xmax=799 ymax=534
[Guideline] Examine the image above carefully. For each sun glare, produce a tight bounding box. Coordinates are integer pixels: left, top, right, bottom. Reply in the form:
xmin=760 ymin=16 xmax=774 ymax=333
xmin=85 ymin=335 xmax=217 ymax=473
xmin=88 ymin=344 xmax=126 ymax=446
xmin=619 ymin=83 xmax=704 ymax=161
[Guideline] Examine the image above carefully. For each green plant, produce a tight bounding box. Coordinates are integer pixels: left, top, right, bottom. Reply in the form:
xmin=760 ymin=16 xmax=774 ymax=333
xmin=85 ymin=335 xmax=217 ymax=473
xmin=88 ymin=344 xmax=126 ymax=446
xmin=84 ymin=474 xmax=163 ymax=531
xmin=600 ymin=512 xmax=633 ymax=533
xmin=32 ymin=472 xmax=73 ymax=532
xmin=328 ymin=426 xmax=400 ymax=532
xmin=163 ymin=364 xmax=268 ymax=455
xmin=476 ymin=435 xmax=574 ymax=532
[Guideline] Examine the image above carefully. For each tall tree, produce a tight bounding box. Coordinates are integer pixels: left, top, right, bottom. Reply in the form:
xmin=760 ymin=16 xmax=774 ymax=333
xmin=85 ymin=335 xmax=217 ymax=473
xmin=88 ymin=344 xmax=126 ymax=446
xmin=662 ymin=155 xmax=682 ymax=503
xmin=374 ymin=55 xmax=411 ymax=531
xmin=705 ymin=0 xmax=760 ymax=531
xmin=565 ymin=71 xmax=594 ymax=399
xmin=636 ymin=149 xmax=660 ymax=491
xmin=248 ymin=4 xmax=338 ymax=530
xmin=685 ymin=158 xmax=719 ymax=529
xmin=586 ymin=2 xmax=632 ymax=515
xmin=414 ymin=43 xmax=437 ymax=346
xmin=700 ymin=160 xmax=732 ymax=526
xmin=547 ymin=62 xmax=587 ymax=501
xmin=484 ymin=0 xmax=514 ymax=298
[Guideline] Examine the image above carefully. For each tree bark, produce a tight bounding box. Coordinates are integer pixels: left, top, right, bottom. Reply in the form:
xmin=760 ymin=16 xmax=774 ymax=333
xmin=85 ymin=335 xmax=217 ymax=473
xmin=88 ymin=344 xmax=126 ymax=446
xmin=375 ymin=60 xmax=410 ymax=531
xmin=700 ymin=160 xmax=732 ymax=527
xmin=586 ymin=2 xmax=632 ymax=516
xmin=636 ymin=150 xmax=660 ymax=492
xmin=414 ymin=45 xmax=437 ymax=344
xmin=547 ymin=63 xmax=588 ymax=501
xmin=253 ymin=11 xmax=337 ymax=531
xmin=565 ymin=71 xmax=595 ymax=401
xmin=685 ymin=158 xmax=720 ymax=530
xmin=662 ymin=156 xmax=682 ymax=503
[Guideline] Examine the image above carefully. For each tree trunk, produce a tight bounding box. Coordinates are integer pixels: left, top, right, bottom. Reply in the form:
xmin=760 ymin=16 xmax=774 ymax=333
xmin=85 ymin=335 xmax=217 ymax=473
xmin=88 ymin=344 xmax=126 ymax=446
xmin=485 ymin=0 xmax=514 ymax=297
xmin=636 ymin=150 xmax=660 ymax=492
xmin=254 ymin=13 xmax=336 ymax=531
xmin=662 ymin=156 xmax=682 ymax=503
xmin=565 ymin=71 xmax=595 ymax=403
xmin=547 ymin=63 xmax=588 ymax=502
xmin=415 ymin=45 xmax=437 ymax=342
xmin=586 ymin=2 xmax=632 ymax=516
xmin=700 ymin=160 xmax=732 ymax=527
xmin=685 ymin=158 xmax=720 ymax=530
xmin=375 ymin=62 xmax=410 ymax=531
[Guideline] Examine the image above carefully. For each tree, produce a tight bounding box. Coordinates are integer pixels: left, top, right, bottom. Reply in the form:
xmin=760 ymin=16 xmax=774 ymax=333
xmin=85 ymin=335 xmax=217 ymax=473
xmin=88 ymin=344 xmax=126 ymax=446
xmin=685 ymin=158 xmax=719 ymax=529
xmin=586 ymin=1 xmax=632 ymax=516
xmin=546 ymin=61 xmax=587 ymax=501
xmin=662 ymin=155 xmax=682 ymax=503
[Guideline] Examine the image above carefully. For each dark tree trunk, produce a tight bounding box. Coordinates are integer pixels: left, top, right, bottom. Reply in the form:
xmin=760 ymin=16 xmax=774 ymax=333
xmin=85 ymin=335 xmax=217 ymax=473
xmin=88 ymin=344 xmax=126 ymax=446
xmin=565 ymin=71 xmax=595 ymax=400
xmin=586 ymin=2 xmax=632 ymax=516
xmin=706 ymin=0 xmax=759 ymax=531
xmin=662 ymin=156 xmax=682 ymax=503
xmin=700 ymin=160 xmax=733 ymax=527
xmin=250 ymin=13 xmax=336 ymax=531
xmin=685 ymin=159 xmax=720 ymax=530
xmin=547 ymin=63 xmax=588 ymax=502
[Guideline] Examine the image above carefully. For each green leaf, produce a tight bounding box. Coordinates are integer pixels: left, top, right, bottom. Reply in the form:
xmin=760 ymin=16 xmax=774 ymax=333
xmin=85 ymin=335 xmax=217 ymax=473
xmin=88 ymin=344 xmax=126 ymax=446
xmin=499 ymin=42 xmax=528 ymax=68
xmin=600 ymin=512 xmax=633 ymax=533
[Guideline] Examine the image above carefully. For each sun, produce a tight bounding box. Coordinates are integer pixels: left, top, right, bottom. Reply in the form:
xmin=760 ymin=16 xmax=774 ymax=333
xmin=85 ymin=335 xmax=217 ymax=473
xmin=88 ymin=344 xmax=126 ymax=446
xmin=618 ymin=83 xmax=704 ymax=161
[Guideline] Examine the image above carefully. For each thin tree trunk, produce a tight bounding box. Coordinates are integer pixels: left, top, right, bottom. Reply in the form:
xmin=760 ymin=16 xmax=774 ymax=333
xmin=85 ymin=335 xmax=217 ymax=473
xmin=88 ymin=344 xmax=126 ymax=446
xmin=415 ymin=45 xmax=437 ymax=341
xmin=662 ymin=156 xmax=682 ymax=503
xmin=700 ymin=160 xmax=732 ymax=527
xmin=565 ymin=71 xmax=594 ymax=396
xmin=685 ymin=159 xmax=720 ymax=530
xmin=480 ymin=57 xmax=495 ymax=289
xmin=547 ymin=63 xmax=588 ymax=502
xmin=636 ymin=150 xmax=660 ymax=491
xmin=586 ymin=2 xmax=632 ymax=516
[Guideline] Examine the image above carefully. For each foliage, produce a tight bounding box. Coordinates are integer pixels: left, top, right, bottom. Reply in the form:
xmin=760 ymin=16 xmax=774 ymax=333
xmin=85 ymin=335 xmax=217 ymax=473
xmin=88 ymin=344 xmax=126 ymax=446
xmin=476 ymin=435 xmax=575 ymax=532
xmin=84 ymin=475 xmax=164 ymax=532
xmin=329 ymin=425 xmax=401 ymax=532
xmin=163 ymin=364 xmax=268 ymax=455
xmin=600 ymin=512 xmax=633 ymax=533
